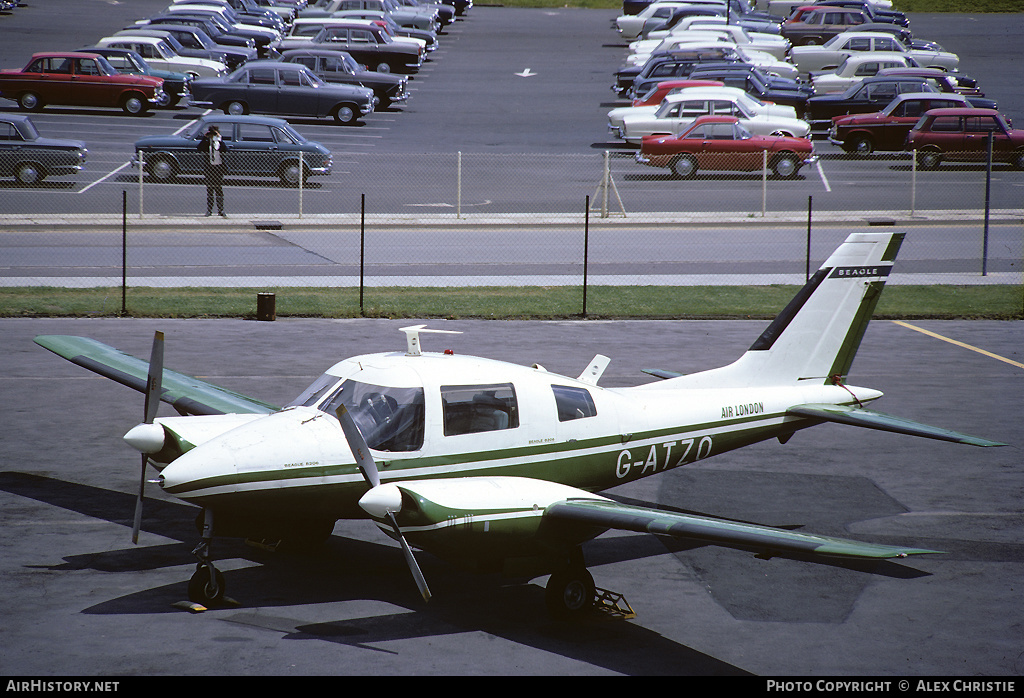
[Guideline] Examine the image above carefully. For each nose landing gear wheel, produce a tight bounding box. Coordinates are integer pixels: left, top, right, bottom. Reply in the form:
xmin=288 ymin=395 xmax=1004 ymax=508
xmin=188 ymin=564 xmax=225 ymax=606
xmin=545 ymin=566 xmax=595 ymax=619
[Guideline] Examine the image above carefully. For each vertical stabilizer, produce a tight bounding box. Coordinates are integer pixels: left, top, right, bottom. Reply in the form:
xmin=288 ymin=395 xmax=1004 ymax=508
xmin=662 ymin=232 xmax=904 ymax=389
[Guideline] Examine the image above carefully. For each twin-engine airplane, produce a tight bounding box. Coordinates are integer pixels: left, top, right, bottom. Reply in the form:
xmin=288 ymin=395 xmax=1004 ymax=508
xmin=35 ymin=232 xmax=1004 ymax=618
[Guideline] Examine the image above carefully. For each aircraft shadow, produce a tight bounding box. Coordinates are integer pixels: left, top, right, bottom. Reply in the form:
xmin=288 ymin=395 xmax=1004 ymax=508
xmin=1 ymin=471 xmax=749 ymax=675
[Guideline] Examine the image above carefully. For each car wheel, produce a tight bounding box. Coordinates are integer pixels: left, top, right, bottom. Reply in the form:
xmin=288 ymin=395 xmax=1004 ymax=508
xmin=155 ymin=90 xmax=172 ymax=108
xmin=849 ymin=135 xmax=873 ymax=156
xmin=122 ymin=93 xmax=148 ymax=116
xmin=278 ymin=160 xmax=307 ymax=186
xmin=225 ymin=101 xmax=248 ymax=115
xmin=670 ymin=154 xmax=698 ymax=179
xmin=14 ymin=162 xmax=44 ymax=185
xmin=375 ymin=62 xmax=392 ymax=73
xmin=917 ymin=149 xmax=942 ymax=170
xmin=333 ymin=104 xmax=357 ymax=125
xmin=1012 ymin=149 xmax=1024 ymax=170
xmin=147 ymin=154 xmax=178 ymax=181
xmin=772 ymin=152 xmax=801 ymax=179
xmin=18 ymin=92 xmax=43 ymax=112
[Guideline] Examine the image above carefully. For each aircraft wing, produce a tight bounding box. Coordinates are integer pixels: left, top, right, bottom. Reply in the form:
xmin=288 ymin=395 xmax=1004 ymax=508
xmin=787 ymin=404 xmax=1006 ymax=447
xmin=545 ymin=498 xmax=941 ymax=559
xmin=34 ymin=335 xmax=279 ymax=416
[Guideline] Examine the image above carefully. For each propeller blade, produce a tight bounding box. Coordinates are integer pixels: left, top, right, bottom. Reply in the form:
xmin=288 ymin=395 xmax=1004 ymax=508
xmin=335 ymin=404 xmax=430 ymax=601
xmin=388 ymin=512 xmax=432 ymax=602
xmin=335 ymin=404 xmax=380 ymax=488
xmin=133 ymin=331 xmax=164 ymax=545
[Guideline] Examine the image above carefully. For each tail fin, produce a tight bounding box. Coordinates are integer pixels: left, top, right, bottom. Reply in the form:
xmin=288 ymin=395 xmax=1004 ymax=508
xmin=670 ymin=232 xmax=904 ymax=389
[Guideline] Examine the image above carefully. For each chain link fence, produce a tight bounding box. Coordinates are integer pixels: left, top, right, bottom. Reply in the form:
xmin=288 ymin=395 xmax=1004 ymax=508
xmin=2 ymin=148 xmax=1021 ymax=316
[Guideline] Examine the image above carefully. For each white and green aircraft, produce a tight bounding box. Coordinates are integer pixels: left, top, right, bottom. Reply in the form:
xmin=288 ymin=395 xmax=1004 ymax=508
xmin=35 ymin=232 xmax=1004 ymax=618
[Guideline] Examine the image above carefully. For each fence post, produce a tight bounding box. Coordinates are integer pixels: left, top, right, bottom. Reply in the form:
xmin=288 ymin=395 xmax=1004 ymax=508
xmin=806 ymin=195 xmax=812 ymax=282
xmin=910 ymin=149 xmax=917 ymax=216
xmin=122 ymin=190 xmax=127 ymax=316
xmin=982 ymin=132 xmax=993 ymax=276
xmin=583 ymin=195 xmax=590 ymax=318
xmin=360 ymin=193 xmax=365 ymax=316
xmin=761 ymin=149 xmax=767 ymax=217
xmin=137 ymin=150 xmax=144 ymax=219
xmin=298 ymin=151 xmax=304 ymax=219
xmin=457 ymin=151 xmax=462 ymax=219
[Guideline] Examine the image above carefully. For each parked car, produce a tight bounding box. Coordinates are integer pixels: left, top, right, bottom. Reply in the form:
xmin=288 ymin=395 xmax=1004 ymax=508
xmin=828 ymin=92 xmax=973 ymax=154
xmin=875 ymin=67 xmax=986 ymax=99
xmin=302 ymin=0 xmax=443 ymax=30
xmin=278 ymin=49 xmax=409 ymax=108
xmin=132 ymin=114 xmax=332 ymax=185
xmin=326 ymin=10 xmax=439 ymax=52
xmin=615 ymin=85 xmax=810 ymax=143
xmin=79 ymin=46 xmax=190 ymax=108
xmin=283 ymin=18 xmax=428 ymax=56
xmin=809 ymin=51 xmax=915 ymax=94
xmin=279 ymin=22 xmax=423 ymax=73
xmin=94 ymin=36 xmax=228 ymax=78
xmin=688 ymin=62 xmax=814 ymax=110
xmin=639 ymin=23 xmax=790 ymax=60
xmin=134 ymin=13 xmax=272 ymax=57
xmin=808 ymin=0 xmax=908 ymax=27
xmin=805 ymin=75 xmax=942 ymax=133
xmin=188 ymin=60 xmax=376 ymax=123
xmin=0 ymin=52 xmax=166 ymax=115
xmin=781 ymin=6 xmax=870 ymax=46
xmin=0 ymin=113 xmax=88 ymax=185
xmin=905 ymin=108 xmax=1024 ymax=170
xmin=614 ymin=47 xmax=749 ymax=97
xmin=788 ymin=31 xmax=959 ymax=75
xmin=112 ymin=26 xmax=253 ymax=72
xmin=635 ymin=114 xmax=814 ymax=178
xmin=608 ymin=79 xmax=723 ymax=133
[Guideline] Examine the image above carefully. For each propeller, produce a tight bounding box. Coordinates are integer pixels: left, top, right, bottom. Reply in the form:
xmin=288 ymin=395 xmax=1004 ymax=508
xmin=132 ymin=331 xmax=164 ymax=545
xmin=335 ymin=404 xmax=432 ymax=602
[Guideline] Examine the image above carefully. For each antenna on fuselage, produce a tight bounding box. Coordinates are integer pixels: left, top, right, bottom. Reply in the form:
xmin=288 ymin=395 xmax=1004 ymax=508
xmin=400 ymin=324 xmax=462 ymax=356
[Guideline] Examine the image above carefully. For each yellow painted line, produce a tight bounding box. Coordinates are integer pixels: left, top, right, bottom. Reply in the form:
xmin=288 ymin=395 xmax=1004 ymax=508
xmin=892 ymin=320 xmax=1024 ymax=370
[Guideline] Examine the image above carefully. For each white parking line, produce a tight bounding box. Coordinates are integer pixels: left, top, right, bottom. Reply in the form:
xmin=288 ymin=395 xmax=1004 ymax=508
xmin=816 ymin=159 xmax=831 ymax=192
xmin=78 ymin=114 xmax=206 ymax=194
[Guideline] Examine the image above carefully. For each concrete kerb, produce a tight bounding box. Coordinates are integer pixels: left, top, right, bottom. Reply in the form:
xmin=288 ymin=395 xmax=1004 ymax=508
xmin=0 ymin=209 xmax=1022 ymax=233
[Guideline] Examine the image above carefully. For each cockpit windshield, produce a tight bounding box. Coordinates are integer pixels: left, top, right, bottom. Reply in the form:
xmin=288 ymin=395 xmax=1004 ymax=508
xmin=322 ymin=380 xmax=425 ymax=452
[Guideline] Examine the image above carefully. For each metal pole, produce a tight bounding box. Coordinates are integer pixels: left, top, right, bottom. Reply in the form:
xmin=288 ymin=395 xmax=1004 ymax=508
xmin=457 ymin=151 xmax=462 ymax=219
xmin=761 ymin=149 xmax=767 ymax=216
xmin=583 ymin=195 xmax=590 ymax=318
xmin=982 ymin=132 xmax=992 ymax=276
xmin=360 ymin=193 xmax=365 ymax=315
xmin=298 ymin=151 xmax=304 ymax=219
xmin=911 ymin=149 xmax=916 ymax=216
xmin=122 ymin=190 xmax=127 ymax=316
xmin=806 ymin=195 xmax=812 ymax=282
xmin=137 ymin=150 xmax=144 ymax=219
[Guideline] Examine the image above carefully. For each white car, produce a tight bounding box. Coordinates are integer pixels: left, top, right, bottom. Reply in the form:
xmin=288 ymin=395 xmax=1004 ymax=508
xmin=95 ymin=36 xmax=227 ymax=77
xmin=167 ymin=4 xmax=283 ymax=41
xmin=623 ymin=38 xmax=798 ymax=82
xmin=810 ymin=52 xmax=915 ymax=94
xmin=615 ymin=86 xmax=810 ymax=143
xmin=642 ymin=22 xmax=790 ymax=59
xmin=789 ymin=31 xmax=959 ymax=76
xmin=616 ymin=2 xmax=706 ymax=41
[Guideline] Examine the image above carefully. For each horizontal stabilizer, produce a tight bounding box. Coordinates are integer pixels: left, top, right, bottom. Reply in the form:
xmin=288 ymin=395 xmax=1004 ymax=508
xmin=546 ymin=499 xmax=941 ymax=559
xmin=641 ymin=368 xmax=684 ymax=380
xmin=34 ymin=335 xmax=279 ymax=416
xmin=787 ymin=404 xmax=1006 ymax=447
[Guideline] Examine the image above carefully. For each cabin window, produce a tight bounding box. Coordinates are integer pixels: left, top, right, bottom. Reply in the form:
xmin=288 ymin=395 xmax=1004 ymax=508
xmin=321 ymin=380 xmax=425 ymax=452
xmin=551 ymin=385 xmax=597 ymax=422
xmin=442 ymin=383 xmax=519 ymax=436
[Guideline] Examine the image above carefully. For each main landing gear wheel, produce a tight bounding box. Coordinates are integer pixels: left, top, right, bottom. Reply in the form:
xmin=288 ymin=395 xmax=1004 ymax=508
xmin=545 ymin=566 xmax=595 ymax=620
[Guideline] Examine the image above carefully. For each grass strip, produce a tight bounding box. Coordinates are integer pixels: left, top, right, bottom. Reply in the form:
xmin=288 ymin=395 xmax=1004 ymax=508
xmin=1 ymin=285 xmax=1020 ymax=320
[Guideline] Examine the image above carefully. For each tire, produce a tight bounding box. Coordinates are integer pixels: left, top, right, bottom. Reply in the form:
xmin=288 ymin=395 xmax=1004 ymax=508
xmin=146 ymin=154 xmax=178 ymax=181
xmin=18 ymin=91 xmax=43 ymax=112
xmin=14 ymin=162 xmax=45 ymax=185
xmin=848 ymin=135 xmax=874 ymax=156
xmin=187 ymin=565 xmax=225 ymax=605
xmin=375 ymin=62 xmax=392 ymax=74
xmin=917 ymin=149 xmax=942 ymax=170
xmin=278 ymin=160 xmax=307 ymax=186
xmin=224 ymin=100 xmax=248 ymax=115
xmin=545 ymin=567 xmax=595 ymax=620
xmin=771 ymin=152 xmax=801 ymax=179
xmin=333 ymin=104 xmax=357 ymax=125
xmin=1011 ymin=149 xmax=1024 ymax=170
xmin=121 ymin=93 xmax=148 ymax=116
xmin=670 ymin=154 xmax=698 ymax=178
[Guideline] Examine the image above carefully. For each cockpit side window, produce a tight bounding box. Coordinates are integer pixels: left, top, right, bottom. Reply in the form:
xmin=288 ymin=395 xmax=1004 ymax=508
xmin=442 ymin=383 xmax=519 ymax=436
xmin=320 ymin=380 xmax=425 ymax=452
xmin=551 ymin=385 xmax=597 ymax=422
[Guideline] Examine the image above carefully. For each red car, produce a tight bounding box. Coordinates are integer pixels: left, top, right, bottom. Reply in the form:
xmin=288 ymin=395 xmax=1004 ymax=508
xmin=0 ymin=52 xmax=165 ymax=115
xmin=630 ymin=79 xmax=723 ymax=108
xmin=829 ymin=92 xmax=972 ymax=155
xmin=635 ymin=115 xmax=816 ymax=178
xmin=905 ymin=107 xmax=1024 ymax=170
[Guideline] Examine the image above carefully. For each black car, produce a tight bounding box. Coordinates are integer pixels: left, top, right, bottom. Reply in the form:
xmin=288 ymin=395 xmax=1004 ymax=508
xmin=0 ymin=113 xmax=87 ymax=185
xmin=139 ymin=13 xmax=278 ymax=57
xmin=279 ymin=23 xmax=423 ymax=74
xmin=79 ymin=46 xmax=190 ymax=108
xmin=805 ymin=76 xmax=943 ymax=133
xmin=279 ymin=49 xmax=409 ymax=109
xmin=688 ymin=63 xmax=814 ymax=110
xmin=614 ymin=47 xmax=742 ymax=97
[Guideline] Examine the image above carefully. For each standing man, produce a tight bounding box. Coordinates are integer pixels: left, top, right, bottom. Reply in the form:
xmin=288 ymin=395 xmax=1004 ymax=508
xmin=198 ymin=125 xmax=227 ymax=217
